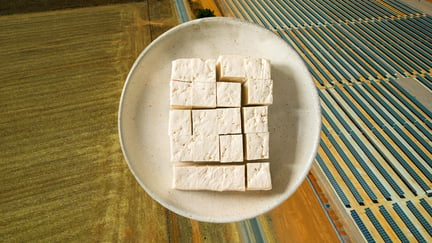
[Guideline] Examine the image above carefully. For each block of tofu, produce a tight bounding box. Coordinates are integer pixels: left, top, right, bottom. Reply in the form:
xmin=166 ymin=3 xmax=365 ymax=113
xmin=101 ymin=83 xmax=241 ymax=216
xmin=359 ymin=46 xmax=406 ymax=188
xmin=173 ymin=164 xmax=245 ymax=191
xmin=219 ymin=134 xmax=243 ymax=162
xmin=192 ymin=134 xmax=220 ymax=161
xmin=168 ymin=110 xmax=191 ymax=137
xmin=245 ymin=132 xmax=269 ymax=160
xmin=217 ymin=108 xmax=242 ymax=134
xmin=171 ymin=58 xmax=216 ymax=82
xmin=216 ymin=82 xmax=241 ymax=107
xmin=216 ymin=55 xmax=246 ymax=82
xmin=247 ymin=162 xmax=272 ymax=190
xmin=244 ymin=57 xmax=271 ymax=79
xmin=244 ymin=79 xmax=273 ymax=105
xmin=192 ymin=109 xmax=218 ymax=136
xmin=192 ymin=82 xmax=216 ymax=108
xmin=170 ymin=135 xmax=193 ymax=162
xmin=170 ymin=81 xmax=192 ymax=108
xmin=242 ymin=106 xmax=268 ymax=133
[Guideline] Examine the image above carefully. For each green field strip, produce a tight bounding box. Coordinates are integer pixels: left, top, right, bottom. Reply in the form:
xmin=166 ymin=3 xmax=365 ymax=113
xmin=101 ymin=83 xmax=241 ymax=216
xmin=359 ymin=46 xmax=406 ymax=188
xmin=323 ymin=88 xmax=418 ymax=197
xmin=383 ymin=0 xmax=422 ymax=15
xmin=340 ymin=84 xmax=431 ymax=191
xmin=298 ymin=27 xmax=353 ymax=82
xmin=291 ymin=0 xmax=325 ymax=24
xmin=416 ymin=75 xmax=432 ymax=92
xmin=365 ymin=208 xmax=393 ymax=241
xmin=322 ymin=112 xmax=392 ymax=201
xmin=320 ymin=90 xmax=406 ymax=199
xmin=382 ymin=80 xmax=432 ymax=125
xmin=364 ymin=21 xmax=431 ymax=71
xmin=393 ymin=17 xmax=432 ymax=45
xmin=407 ymin=201 xmax=432 ymax=237
xmin=241 ymin=0 xmax=272 ymax=30
xmin=257 ymin=1 xmax=288 ymax=29
xmin=392 ymin=203 xmax=427 ymax=242
xmin=313 ymin=26 xmax=373 ymax=80
xmin=316 ymin=154 xmax=351 ymax=207
xmin=280 ymin=0 xmax=315 ymax=26
xmin=228 ymin=0 xmax=255 ymax=24
xmin=374 ymin=19 xmax=432 ymax=61
xmin=379 ymin=205 xmax=410 ymax=242
xmin=352 ymin=83 xmax=432 ymax=164
xmin=277 ymin=0 xmax=307 ymax=26
xmin=348 ymin=22 xmax=417 ymax=75
xmin=361 ymin=82 xmax=432 ymax=152
xmin=369 ymin=80 xmax=432 ymax=141
xmin=330 ymin=86 xmax=424 ymax=196
xmin=350 ymin=209 xmax=376 ymax=242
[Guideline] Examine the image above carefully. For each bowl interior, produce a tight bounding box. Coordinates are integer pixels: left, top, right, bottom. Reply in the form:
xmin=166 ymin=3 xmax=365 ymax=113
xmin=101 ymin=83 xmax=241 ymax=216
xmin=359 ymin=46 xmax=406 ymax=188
xmin=119 ymin=17 xmax=321 ymax=223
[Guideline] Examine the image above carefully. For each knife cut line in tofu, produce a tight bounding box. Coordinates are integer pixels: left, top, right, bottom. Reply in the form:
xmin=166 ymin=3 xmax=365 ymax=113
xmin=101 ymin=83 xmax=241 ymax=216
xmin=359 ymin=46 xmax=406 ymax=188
xmin=169 ymin=55 xmax=273 ymax=191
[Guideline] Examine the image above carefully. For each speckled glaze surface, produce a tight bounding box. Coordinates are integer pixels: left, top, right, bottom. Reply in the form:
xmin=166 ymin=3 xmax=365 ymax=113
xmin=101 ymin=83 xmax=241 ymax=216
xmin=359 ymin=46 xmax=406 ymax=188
xmin=118 ymin=17 xmax=321 ymax=223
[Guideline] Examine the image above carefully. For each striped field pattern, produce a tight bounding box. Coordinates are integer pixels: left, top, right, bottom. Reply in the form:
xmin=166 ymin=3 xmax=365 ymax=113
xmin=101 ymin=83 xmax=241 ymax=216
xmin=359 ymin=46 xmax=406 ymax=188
xmin=1 ymin=1 xmax=340 ymax=242
xmin=218 ymin=0 xmax=432 ymax=242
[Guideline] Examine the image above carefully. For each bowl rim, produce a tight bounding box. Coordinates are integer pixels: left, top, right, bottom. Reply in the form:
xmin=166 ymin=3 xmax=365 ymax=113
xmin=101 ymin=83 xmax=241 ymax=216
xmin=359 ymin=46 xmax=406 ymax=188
xmin=118 ymin=17 xmax=322 ymax=223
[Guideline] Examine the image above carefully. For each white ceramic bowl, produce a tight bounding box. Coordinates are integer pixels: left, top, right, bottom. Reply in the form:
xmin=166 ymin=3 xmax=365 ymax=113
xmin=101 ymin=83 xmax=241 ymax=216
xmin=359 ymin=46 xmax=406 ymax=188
xmin=118 ymin=17 xmax=321 ymax=223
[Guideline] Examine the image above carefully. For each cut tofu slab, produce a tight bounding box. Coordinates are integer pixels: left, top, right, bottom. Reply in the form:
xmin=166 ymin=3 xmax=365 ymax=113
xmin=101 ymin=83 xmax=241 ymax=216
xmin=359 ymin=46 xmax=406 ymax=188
xmin=244 ymin=57 xmax=271 ymax=80
xmin=170 ymin=81 xmax=192 ymax=108
xmin=216 ymin=82 xmax=241 ymax=107
xmin=192 ymin=134 xmax=220 ymax=161
xmin=219 ymin=134 xmax=243 ymax=162
xmin=169 ymin=55 xmax=273 ymax=191
xmin=171 ymin=58 xmax=216 ymax=82
xmin=170 ymin=135 xmax=193 ymax=162
xmin=217 ymin=108 xmax=242 ymax=135
xmin=192 ymin=109 xmax=218 ymax=136
xmin=242 ymin=106 xmax=268 ymax=133
xmin=170 ymin=133 xmax=219 ymax=162
xmin=245 ymin=133 xmax=269 ymax=160
xmin=168 ymin=110 xmax=191 ymax=137
xmin=216 ymin=55 xmax=246 ymax=82
xmin=247 ymin=162 xmax=272 ymax=190
xmin=173 ymin=164 xmax=245 ymax=191
xmin=192 ymin=82 xmax=216 ymax=108
xmin=244 ymin=79 xmax=273 ymax=105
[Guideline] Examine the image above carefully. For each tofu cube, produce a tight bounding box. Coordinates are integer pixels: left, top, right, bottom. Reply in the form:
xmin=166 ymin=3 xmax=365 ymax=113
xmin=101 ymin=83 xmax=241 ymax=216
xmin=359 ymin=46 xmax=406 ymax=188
xmin=245 ymin=133 xmax=269 ymax=160
xmin=247 ymin=162 xmax=272 ymax=190
xmin=192 ymin=82 xmax=216 ymax=108
xmin=219 ymin=134 xmax=243 ymax=162
xmin=197 ymin=59 xmax=216 ymax=82
xmin=192 ymin=134 xmax=220 ymax=161
xmin=192 ymin=109 xmax=218 ymax=136
xmin=170 ymin=135 xmax=193 ymax=162
xmin=173 ymin=164 xmax=245 ymax=191
xmin=216 ymin=82 xmax=241 ymax=107
xmin=171 ymin=59 xmax=191 ymax=81
xmin=171 ymin=58 xmax=216 ymax=82
xmin=216 ymin=55 xmax=246 ymax=82
xmin=217 ymin=108 xmax=242 ymax=134
xmin=242 ymin=106 xmax=268 ymax=133
xmin=170 ymin=81 xmax=192 ymax=108
xmin=244 ymin=79 xmax=273 ymax=105
xmin=168 ymin=110 xmax=191 ymax=137
xmin=244 ymin=57 xmax=271 ymax=79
